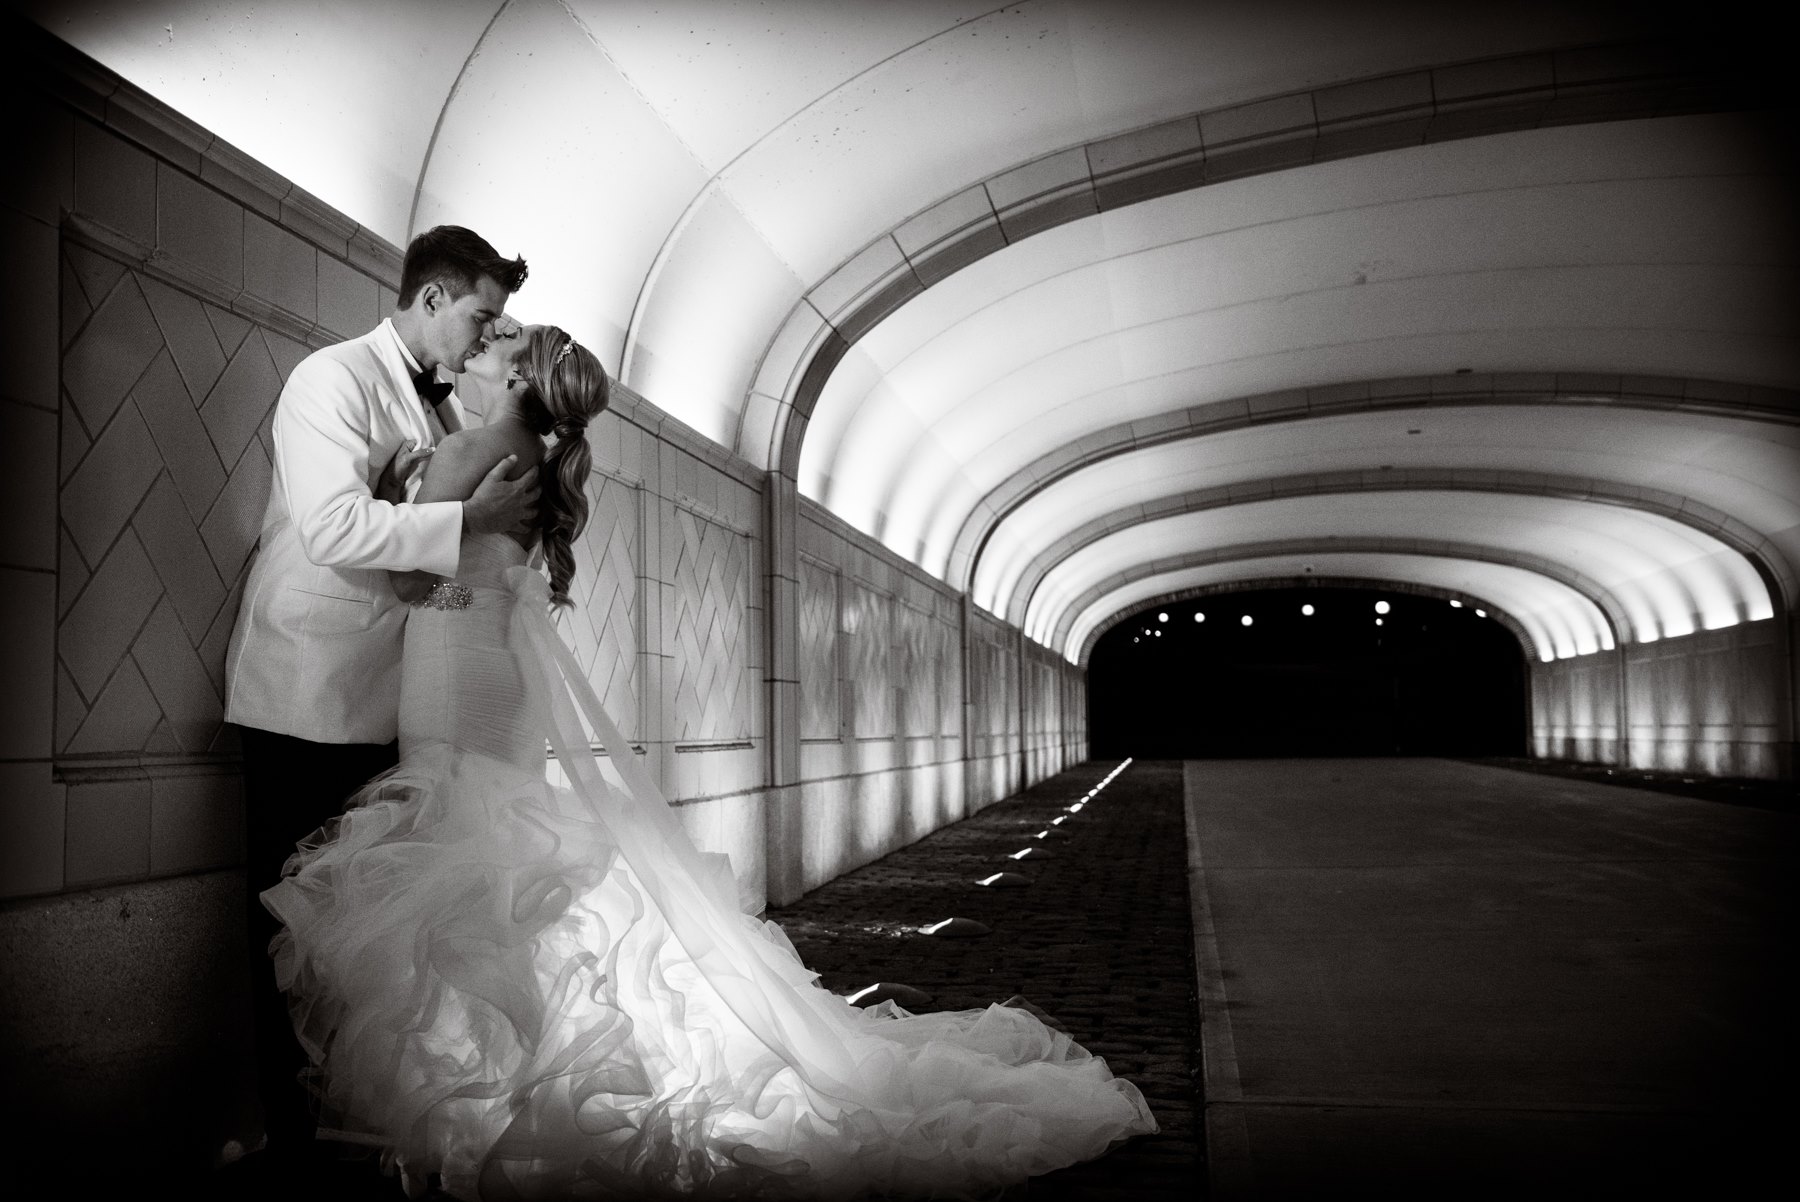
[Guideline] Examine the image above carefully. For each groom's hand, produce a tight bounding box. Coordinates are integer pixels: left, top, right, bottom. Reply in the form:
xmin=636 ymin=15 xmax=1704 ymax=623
xmin=464 ymin=455 xmax=539 ymax=535
xmin=376 ymin=440 xmax=434 ymax=504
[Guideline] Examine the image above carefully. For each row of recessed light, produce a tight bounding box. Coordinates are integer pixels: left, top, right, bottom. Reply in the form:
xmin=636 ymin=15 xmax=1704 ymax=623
xmin=972 ymin=758 xmax=1133 ymax=884
xmin=846 ymin=761 xmax=1136 ymax=1006
xmin=1134 ymin=599 xmax=1488 ymax=642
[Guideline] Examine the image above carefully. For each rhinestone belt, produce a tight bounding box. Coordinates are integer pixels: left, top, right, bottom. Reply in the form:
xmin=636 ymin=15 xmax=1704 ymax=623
xmin=413 ymin=581 xmax=475 ymax=611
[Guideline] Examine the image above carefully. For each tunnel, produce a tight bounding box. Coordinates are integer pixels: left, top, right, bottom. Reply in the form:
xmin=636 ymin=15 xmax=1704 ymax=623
xmin=1089 ymin=585 xmax=1528 ymax=760
xmin=0 ymin=2 xmax=1793 ymax=1197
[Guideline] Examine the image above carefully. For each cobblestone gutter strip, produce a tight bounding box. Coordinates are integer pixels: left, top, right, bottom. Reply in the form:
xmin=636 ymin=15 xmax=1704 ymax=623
xmin=767 ymin=760 xmax=1204 ymax=1200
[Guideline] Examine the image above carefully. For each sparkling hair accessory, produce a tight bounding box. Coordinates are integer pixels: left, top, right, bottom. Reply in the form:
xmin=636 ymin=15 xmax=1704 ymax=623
xmin=554 ymin=336 xmax=578 ymax=366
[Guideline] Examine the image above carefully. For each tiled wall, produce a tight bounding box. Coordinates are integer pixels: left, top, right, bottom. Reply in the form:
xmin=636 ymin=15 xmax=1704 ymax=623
xmin=1 ymin=43 xmax=1086 ymax=911
xmin=3 ymin=56 xmax=406 ymax=900
xmin=1530 ymin=616 xmax=1792 ymax=779
xmin=775 ymin=500 xmax=1087 ymax=902
xmin=52 ymin=246 xmax=299 ymax=887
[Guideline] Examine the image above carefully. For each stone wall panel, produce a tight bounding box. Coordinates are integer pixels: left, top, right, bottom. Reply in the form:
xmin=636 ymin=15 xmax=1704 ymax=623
xmin=669 ymin=503 xmax=752 ymax=743
xmin=798 ymin=556 xmax=839 ymax=739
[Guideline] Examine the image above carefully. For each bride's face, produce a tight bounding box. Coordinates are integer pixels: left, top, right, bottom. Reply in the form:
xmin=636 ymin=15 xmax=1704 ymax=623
xmin=462 ymin=318 xmax=542 ymax=387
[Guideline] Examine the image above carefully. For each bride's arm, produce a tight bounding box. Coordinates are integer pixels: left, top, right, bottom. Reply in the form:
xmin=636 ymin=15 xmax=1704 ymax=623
xmin=389 ymin=432 xmax=524 ymax=602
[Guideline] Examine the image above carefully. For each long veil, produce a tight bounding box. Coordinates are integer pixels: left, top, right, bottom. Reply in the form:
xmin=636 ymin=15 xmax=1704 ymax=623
xmin=268 ymin=564 xmax=1156 ymax=1198
xmin=505 ymin=567 xmax=867 ymax=1101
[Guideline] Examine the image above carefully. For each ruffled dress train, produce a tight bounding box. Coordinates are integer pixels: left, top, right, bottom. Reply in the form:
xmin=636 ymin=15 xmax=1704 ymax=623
xmin=263 ymin=535 xmax=1155 ymax=1200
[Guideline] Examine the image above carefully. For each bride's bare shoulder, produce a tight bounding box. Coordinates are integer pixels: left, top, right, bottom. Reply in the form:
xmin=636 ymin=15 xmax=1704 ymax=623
xmin=495 ymin=421 xmax=546 ymax=471
xmin=416 ymin=425 xmax=541 ymax=502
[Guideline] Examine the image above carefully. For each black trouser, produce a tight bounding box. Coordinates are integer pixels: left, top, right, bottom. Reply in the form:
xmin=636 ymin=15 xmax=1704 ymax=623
xmin=238 ymin=725 xmax=398 ymax=1155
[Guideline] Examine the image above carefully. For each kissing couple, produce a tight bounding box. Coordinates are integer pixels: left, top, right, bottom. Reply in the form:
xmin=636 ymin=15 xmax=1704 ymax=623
xmin=223 ymin=225 xmax=1155 ymax=1199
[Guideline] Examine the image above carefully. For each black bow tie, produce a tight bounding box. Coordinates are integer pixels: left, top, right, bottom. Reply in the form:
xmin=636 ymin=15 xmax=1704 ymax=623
xmin=412 ymin=367 xmax=453 ymax=406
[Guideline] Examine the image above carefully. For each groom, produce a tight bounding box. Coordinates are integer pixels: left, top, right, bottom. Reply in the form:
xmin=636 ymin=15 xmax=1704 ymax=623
xmin=223 ymin=225 xmax=537 ymax=1169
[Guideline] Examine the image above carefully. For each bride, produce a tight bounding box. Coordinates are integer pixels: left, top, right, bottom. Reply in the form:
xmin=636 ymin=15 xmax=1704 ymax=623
xmin=262 ymin=324 xmax=1156 ymax=1200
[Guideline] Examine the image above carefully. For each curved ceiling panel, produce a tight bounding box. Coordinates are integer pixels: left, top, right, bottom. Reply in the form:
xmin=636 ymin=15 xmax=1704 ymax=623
xmin=1052 ymin=534 xmax=1629 ymax=664
xmin=802 ymin=115 xmax=1798 ymax=576
xmin=974 ymin=406 xmax=1800 ymax=618
xmin=22 ymin=0 xmax=498 ymax=237
xmin=944 ymin=375 xmax=1800 ymax=593
xmin=37 ymin=0 xmax=1659 ymax=448
xmin=622 ymin=0 xmax=1640 ymax=447
xmin=1025 ymin=492 xmax=1772 ymax=654
xmin=1067 ymin=552 xmax=1601 ymax=666
xmin=409 ymin=0 xmax=714 ymax=408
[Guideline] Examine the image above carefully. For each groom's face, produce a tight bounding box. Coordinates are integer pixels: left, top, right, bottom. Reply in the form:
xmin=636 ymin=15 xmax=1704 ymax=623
xmin=425 ymin=275 xmax=510 ymax=372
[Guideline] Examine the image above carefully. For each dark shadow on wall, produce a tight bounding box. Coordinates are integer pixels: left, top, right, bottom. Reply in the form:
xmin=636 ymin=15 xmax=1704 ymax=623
xmin=1089 ymin=586 xmax=1526 ymax=760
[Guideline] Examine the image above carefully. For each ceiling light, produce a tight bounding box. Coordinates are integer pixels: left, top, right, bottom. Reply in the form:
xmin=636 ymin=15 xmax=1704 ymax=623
xmin=1301 ymin=604 xmax=1315 ymax=616
xmin=1241 ymin=615 xmax=1253 ymax=627
xmin=1375 ymin=601 xmax=1391 ymax=614
xmin=1157 ymin=612 xmax=1168 ymax=623
xmin=1449 ymin=600 xmax=1462 ymax=608
xmin=1476 ymin=609 xmax=1487 ymax=618
xmin=1194 ymin=612 xmax=1205 ymax=623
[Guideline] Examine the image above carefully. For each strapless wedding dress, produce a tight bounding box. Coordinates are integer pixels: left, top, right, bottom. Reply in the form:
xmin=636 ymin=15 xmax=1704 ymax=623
xmin=263 ymin=534 xmax=1155 ymax=1200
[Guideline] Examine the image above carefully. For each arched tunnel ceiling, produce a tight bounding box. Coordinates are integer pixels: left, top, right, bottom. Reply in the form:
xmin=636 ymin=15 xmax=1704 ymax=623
xmin=807 ymin=116 xmax=1797 ymax=564
xmin=35 ymin=1 xmax=1798 ymax=664
xmin=1030 ymin=490 xmax=1770 ymax=649
xmin=1070 ymin=557 xmax=1605 ymax=667
xmin=979 ymin=405 xmax=1800 ymax=624
xmin=32 ymin=0 xmax=1659 ymax=410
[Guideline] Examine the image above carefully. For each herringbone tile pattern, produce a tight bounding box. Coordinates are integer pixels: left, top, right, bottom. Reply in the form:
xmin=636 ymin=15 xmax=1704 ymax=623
xmin=969 ymin=629 xmax=1015 ymax=749
xmin=670 ymin=506 xmax=750 ymax=741
xmin=559 ymin=475 xmax=640 ymax=741
xmin=798 ymin=558 xmax=839 ymax=739
xmin=57 ymin=246 xmax=292 ymax=759
xmin=845 ymin=581 xmax=893 ymax=737
xmin=1028 ymin=657 xmax=1055 ymax=741
xmin=896 ymin=600 xmax=956 ymax=738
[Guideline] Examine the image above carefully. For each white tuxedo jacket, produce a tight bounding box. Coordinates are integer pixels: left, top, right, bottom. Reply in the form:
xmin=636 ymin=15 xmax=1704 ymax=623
xmin=225 ymin=319 xmax=466 ymax=744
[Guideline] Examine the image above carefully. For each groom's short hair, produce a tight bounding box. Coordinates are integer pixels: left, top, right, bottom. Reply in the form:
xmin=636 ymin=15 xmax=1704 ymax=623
xmin=398 ymin=226 xmax=528 ymax=308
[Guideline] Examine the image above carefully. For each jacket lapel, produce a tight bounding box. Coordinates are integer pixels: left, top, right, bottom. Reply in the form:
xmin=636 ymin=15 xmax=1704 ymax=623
xmin=372 ymin=320 xmax=436 ymax=447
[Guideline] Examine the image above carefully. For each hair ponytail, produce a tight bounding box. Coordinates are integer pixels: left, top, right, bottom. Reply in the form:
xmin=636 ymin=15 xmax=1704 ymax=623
xmin=540 ymin=432 xmax=591 ymax=608
xmin=515 ymin=325 xmax=610 ymax=608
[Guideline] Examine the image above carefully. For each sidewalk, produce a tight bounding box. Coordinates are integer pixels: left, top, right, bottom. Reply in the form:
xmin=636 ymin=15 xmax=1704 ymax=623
xmin=768 ymin=760 xmax=1203 ymax=1199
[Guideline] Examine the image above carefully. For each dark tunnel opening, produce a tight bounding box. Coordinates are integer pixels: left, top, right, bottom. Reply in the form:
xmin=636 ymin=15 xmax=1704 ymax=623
xmin=1088 ymin=586 xmax=1528 ymax=760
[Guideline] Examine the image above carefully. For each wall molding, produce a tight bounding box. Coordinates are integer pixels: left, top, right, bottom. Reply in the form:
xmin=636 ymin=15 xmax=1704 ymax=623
xmin=63 ymin=217 xmax=343 ymax=354
xmin=28 ymin=22 xmax=402 ymax=280
xmin=54 ymin=753 xmax=242 ymax=786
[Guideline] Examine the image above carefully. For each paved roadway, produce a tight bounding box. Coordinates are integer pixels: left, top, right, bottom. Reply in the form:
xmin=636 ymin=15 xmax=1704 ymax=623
xmin=777 ymin=755 xmax=1794 ymax=1200
xmin=1185 ymin=757 xmax=1794 ymax=1200
xmin=194 ymin=754 xmax=1787 ymax=1199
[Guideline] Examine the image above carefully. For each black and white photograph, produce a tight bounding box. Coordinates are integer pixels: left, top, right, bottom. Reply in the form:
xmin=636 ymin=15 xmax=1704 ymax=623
xmin=0 ymin=2 xmax=1793 ymax=1198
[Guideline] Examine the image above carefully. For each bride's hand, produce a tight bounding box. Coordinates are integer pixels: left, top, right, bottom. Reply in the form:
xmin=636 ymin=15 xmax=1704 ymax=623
xmin=377 ymin=440 xmax=434 ymax=504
